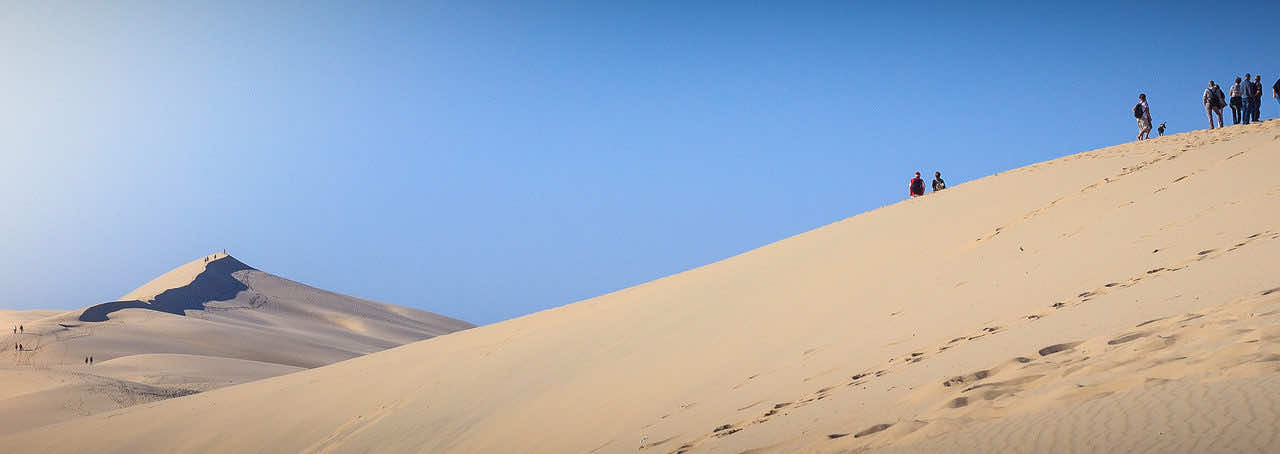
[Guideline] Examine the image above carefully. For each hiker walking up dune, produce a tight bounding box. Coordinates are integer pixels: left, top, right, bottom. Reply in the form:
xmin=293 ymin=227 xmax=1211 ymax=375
xmin=909 ymin=172 xmax=925 ymax=198
xmin=1135 ymin=94 xmax=1153 ymax=140
xmin=1204 ymin=81 xmax=1225 ymax=129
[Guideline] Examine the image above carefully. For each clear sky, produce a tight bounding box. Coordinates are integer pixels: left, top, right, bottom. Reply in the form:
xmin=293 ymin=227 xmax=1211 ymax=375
xmin=2 ymin=2 xmax=1277 ymax=325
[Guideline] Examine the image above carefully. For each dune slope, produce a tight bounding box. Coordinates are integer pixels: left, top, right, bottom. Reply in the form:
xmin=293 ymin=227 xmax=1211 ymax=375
xmin=0 ymin=253 xmax=472 ymax=437
xmin=3 ymin=121 xmax=1280 ymax=453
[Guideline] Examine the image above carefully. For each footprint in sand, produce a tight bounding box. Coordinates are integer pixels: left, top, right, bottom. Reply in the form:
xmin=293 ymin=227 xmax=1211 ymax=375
xmin=1106 ymin=332 xmax=1147 ymax=345
xmin=1038 ymin=342 xmax=1080 ymax=356
xmin=854 ymin=423 xmax=893 ymax=438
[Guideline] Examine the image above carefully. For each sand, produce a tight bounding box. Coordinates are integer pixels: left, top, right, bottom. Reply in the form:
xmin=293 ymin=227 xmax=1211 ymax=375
xmin=2 ymin=121 xmax=1279 ymax=453
xmin=0 ymin=254 xmax=472 ymax=436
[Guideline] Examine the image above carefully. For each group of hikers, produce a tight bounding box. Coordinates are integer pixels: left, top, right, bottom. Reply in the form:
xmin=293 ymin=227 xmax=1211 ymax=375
xmin=909 ymin=171 xmax=946 ymax=197
xmin=1135 ymin=73 xmax=1280 ymax=140
xmin=11 ymin=325 xmax=22 ymax=334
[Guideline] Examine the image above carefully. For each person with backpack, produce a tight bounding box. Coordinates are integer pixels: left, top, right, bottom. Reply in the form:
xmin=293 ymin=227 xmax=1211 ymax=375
xmin=932 ymin=171 xmax=946 ymax=192
xmin=1230 ymin=77 xmax=1245 ymax=124
xmin=1203 ymin=81 xmax=1226 ymax=129
xmin=909 ymin=172 xmax=925 ymax=197
xmin=1242 ymin=73 xmax=1255 ymax=125
xmin=1135 ymin=94 xmax=1152 ymax=140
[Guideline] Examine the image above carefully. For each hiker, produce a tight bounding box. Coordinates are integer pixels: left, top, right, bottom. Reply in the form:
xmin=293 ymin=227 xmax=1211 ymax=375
xmin=932 ymin=172 xmax=946 ymax=192
xmin=1251 ymin=75 xmax=1264 ymax=122
xmin=1242 ymin=73 xmax=1254 ymax=124
xmin=84 ymin=357 xmax=88 ymax=364
xmin=1158 ymin=122 xmax=1166 ymax=136
xmin=1135 ymin=94 xmax=1152 ymax=140
xmin=89 ymin=356 xmax=93 ymax=365
xmin=1204 ymin=81 xmax=1225 ymax=129
xmin=909 ymin=172 xmax=925 ymax=197
xmin=18 ymin=325 xmax=22 ymax=333
xmin=1274 ymin=75 xmax=1280 ymax=110
xmin=1230 ymin=77 xmax=1245 ymax=124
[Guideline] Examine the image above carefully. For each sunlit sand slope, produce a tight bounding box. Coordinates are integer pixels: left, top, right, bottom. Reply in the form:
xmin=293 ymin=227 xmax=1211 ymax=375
xmin=3 ymin=121 xmax=1279 ymax=453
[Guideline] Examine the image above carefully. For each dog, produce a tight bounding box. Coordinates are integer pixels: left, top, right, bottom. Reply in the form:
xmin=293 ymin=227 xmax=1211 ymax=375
xmin=1157 ymin=122 xmax=1166 ymax=136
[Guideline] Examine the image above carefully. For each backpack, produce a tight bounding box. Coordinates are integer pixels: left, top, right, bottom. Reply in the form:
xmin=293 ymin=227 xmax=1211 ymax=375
xmin=1133 ymin=103 xmax=1144 ymax=118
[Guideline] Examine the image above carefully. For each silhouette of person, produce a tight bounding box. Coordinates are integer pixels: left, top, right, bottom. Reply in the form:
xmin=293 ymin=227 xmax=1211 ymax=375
xmin=89 ymin=356 xmax=93 ymax=365
xmin=84 ymin=357 xmax=88 ymax=364
xmin=19 ymin=325 xmax=22 ymax=333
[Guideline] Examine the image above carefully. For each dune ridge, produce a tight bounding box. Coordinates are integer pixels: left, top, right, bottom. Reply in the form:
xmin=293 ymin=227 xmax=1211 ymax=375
xmin=3 ymin=121 xmax=1280 ymax=453
xmin=0 ymin=253 xmax=472 ymax=437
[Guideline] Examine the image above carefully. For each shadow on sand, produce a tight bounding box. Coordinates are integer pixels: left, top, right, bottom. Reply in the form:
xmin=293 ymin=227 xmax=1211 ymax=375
xmin=79 ymin=256 xmax=256 ymax=322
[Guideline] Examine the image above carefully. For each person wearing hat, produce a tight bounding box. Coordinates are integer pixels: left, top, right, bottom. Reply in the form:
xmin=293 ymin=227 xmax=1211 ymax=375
xmin=909 ymin=172 xmax=925 ymax=197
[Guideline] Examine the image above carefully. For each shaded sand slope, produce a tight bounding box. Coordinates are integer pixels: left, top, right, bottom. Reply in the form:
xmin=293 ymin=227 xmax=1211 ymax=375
xmin=4 ymin=121 xmax=1280 ymax=453
xmin=0 ymin=253 xmax=472 ymax=437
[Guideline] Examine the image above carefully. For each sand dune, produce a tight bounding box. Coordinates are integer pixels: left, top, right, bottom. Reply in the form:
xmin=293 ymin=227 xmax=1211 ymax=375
xmin=0 ymin=253 xmax=471 ymax=436
xmin=3 ymin=121 xmax=1280 ymax=453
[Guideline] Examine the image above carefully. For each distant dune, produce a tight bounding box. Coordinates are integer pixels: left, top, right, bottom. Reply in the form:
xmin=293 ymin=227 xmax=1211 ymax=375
xmin=0 ymin=253 xmax=471 ymax=436
xmin=4 ymin=121 xmax=1280 ymax=453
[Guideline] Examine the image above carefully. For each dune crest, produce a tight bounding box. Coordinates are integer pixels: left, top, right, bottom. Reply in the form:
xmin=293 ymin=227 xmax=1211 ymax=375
xmin=0 ymin=253 xmax=472 ymax=437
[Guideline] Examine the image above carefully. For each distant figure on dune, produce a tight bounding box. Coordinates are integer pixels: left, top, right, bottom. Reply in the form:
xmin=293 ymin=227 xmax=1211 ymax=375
xmin=909 ymin=172 xmax=925 ymax=197
xmin=1158 ymin=122 xmax=1166 ymax=136
xmin=1274 ymin=75 xmax=1280 ymax=110
xmin=1242 ymin=73 xmax=1254 ymax=125
xmin=932 ymin=172 xmax=946 ymax=192
xmin=1251 ymin=75 xmax=1263 ymax=122
xmin=1204 ymin=81 xmax=1225 ymax=129
xmin=1134 ymin=94 xmax=1152 ymax=140
xmin=84 ymin=357 xmax=88 ymax=364
xmin=89 ymin=356 xmax=93 ymax=365
xmin=18 ymin=325 xmax=22 ymax=333
xmin=1230 ymin=77 xmax=1244 ymax=124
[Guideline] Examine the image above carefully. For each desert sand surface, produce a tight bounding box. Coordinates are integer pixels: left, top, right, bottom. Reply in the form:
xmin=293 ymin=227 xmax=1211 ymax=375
xmin=0 ymin=253 xmax=472 ymax=436
xmin=4 ymin=121 xmax=1280 ymax=453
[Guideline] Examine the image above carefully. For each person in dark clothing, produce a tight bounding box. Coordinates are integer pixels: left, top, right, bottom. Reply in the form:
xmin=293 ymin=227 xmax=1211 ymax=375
xmin=89 ymin=356 xmax=94 ymax=365
xmin=1242 ymin=73 xmax=1254 ymax=125
xmin=1274 ymin=76 xmax=1280 ymax=111
xmin=909 ymin=172 xmax=925 ymax=197
xmin=932 ymin=172 xmax=946 ymax=192
xmin=1252 ymin=75 xmax=1264 ymax=122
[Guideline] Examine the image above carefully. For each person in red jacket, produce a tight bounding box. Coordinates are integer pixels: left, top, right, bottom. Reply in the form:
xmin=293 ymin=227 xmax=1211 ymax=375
xmin=909 ymin=172 xmax=925 ymax=197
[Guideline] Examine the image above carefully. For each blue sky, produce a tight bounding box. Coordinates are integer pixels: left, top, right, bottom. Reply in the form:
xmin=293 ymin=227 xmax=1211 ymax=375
xmin=2 ymin=1 xmax=1277 ymax=324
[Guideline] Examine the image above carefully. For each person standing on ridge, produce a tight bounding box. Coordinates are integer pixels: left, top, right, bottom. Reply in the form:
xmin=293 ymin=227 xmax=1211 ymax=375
xmin=1251 ymin=75 xmax=1264 ymax=122
xmin=909 ymin=172 xmax=925 ymax=197
xmin=1273 ymin=74 xmax=1280 ymax=111
xmin=1229 ymin=77 xmax=1244 ymax=125
xmin=932 ymin=172 xmax=946 ymax=192
xmin=1204 ymin=81 xmax=1225 ymax=129
xmin=1135 ymin=94 xmax=1152 ymax=140
xmin=1242 ymin=73 xmax=1254 ymax=125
